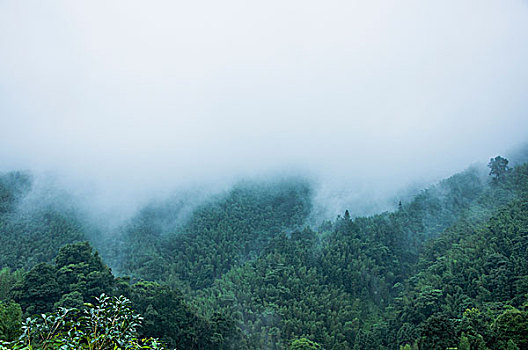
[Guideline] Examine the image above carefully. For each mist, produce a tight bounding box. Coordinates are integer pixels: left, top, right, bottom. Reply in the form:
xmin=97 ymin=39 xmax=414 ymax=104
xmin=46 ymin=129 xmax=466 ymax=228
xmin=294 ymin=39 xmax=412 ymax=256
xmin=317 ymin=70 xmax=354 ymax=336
xmin=1 ymin=0 xmax=528 ymax=220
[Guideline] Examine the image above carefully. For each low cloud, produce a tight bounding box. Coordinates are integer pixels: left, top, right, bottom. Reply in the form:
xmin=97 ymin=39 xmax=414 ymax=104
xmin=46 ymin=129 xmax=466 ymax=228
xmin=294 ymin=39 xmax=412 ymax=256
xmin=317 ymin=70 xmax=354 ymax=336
xmin=1 ymin=0 xmax=527 ymax=219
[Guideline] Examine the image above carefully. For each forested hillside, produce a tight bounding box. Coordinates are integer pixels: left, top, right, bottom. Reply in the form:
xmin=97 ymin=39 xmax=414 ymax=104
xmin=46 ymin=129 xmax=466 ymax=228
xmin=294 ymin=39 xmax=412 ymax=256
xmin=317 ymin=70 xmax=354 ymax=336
xmin=1 ymin=156 xmax=527 ymax=349
xmin=0 ymin=172 xmax=86 ymax=270
xmin=114 ymin=179 xmax=312 ymax=288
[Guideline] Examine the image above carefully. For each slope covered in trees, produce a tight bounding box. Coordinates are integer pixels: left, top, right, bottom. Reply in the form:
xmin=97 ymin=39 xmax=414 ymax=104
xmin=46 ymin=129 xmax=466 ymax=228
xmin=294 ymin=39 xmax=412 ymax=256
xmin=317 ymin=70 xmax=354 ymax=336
xmin=0 ymin=156 xmax=527 ymax=349
xmin=0 ymin=172 xmax=86 ymax=271
xmin=114 ymin=179 xmax=313 ymax=288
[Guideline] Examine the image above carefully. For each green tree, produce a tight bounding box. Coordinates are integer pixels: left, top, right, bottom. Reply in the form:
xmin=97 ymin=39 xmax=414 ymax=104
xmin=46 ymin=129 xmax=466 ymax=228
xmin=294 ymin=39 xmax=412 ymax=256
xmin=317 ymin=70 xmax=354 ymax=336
xmin=493 ymin=308 xmax=528 ymax=350
xmin=418 ymin=314 xmax=456 ymax=350
xmin=13 ymin=262 xmax=59 ymax=316
xmin=131 ymin=281 xmax=218 ymax=349
xmin=55 ymin=241 xmax=114 ymax=302
xmin=458 ymin=333 xmax=470 ymax=350
xmin=488 ymin=156 xmax=510 ymax=182
xmin=13 ymin=242 xmax=115 ymax=317
xmin=0 ymin=268 xmax=23 ymax=301
xmin=0 ymin=301 xmax=21 ymax=342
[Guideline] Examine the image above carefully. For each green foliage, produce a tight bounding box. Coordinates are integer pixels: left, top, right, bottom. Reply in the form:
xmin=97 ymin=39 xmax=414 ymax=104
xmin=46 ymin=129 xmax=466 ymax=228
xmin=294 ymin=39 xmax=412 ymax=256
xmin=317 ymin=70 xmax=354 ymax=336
xmin=489 ymin=156 xmax=510 ymax=182
xmin=493 ymin=308 xmax=528 ymax=350
xmin=2 ymin=157 xmax=528 ymax=349
xmin=0 ymin=268 xmax=23 ymax=301
xmin=0 ymin=301 xmax=22 ymax=342
xmin=2 ymin=240 xmax=229 ymax=349
xmin=506 ymin=339 xmax=521 ymax=350
xmin=93 ymin=161 xmax=528 ymax=348
xmin=12 ymin=242 xmax=116 ymax=317
xmin=131 ymin=281 xmax=228 ymax=349
xmin=195 ymin=228 xmax=361 ymax=349
xmin=458 ymin=308 xmax=491 ymax=350
xmin=289 ymin=337 xmax=321 ymax=349
xmin=417 ymin=313 xmax=456 ymax=350
xmin=54 ymin=242 xmax=114 ymax=303
xmin=13 ymin=263 xmax=60 ymax=316
xmin=1 ymin=294 xmax=164 ymax=349
xmin=458 ymin=334 xmax=470 ymax=350
xmin=117 ymin=179 xmax=313 ymax=288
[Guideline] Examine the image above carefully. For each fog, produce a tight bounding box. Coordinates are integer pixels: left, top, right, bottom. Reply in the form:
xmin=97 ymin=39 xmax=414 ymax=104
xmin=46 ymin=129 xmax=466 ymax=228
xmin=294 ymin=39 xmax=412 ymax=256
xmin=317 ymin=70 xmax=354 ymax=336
xmin=1 ymin=1 xmax=528 ymax=220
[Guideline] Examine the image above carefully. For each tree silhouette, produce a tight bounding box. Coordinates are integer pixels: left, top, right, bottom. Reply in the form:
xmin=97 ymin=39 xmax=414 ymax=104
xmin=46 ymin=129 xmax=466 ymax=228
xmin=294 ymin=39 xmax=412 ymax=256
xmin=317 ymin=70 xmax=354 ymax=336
xmin=488 ymin=156 xmax=510 ymax=182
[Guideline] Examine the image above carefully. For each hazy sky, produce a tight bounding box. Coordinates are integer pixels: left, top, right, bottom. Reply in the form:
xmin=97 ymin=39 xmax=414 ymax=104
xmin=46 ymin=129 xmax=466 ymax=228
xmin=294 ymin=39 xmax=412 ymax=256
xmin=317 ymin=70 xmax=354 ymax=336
xmin=1 ymin=1 xmax=528 ymax=216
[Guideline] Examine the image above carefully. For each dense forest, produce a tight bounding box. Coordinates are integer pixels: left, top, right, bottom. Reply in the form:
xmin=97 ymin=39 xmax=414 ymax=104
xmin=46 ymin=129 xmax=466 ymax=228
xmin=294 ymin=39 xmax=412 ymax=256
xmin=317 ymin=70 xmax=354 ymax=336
xmin=1 ymin=155 xmax=527 ymax=349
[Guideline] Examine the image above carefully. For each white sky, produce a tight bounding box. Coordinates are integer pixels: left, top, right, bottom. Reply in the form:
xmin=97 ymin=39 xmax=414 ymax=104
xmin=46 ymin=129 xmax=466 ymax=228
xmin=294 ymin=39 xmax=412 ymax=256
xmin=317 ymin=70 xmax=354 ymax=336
xmin=1 ymin=0 xmax=528 ymax=217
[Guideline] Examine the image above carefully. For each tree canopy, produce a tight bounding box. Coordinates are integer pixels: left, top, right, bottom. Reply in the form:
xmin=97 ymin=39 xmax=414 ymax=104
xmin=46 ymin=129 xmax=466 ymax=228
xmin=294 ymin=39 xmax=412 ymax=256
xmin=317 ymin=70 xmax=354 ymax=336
xmin=1 ymin=157 xmax=527 ymax=349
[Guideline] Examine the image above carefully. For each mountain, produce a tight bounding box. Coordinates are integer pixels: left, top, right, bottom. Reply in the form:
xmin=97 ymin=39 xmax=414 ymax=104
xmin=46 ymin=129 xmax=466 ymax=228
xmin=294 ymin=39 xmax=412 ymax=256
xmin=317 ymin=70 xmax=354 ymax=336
xmin=1 ymin=156 xmax=527 ymax=349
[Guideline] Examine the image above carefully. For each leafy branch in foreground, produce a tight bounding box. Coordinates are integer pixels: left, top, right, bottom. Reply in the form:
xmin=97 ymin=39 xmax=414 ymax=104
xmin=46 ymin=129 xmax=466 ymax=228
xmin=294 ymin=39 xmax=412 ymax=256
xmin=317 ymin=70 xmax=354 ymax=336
xmin=0 ymin=294 xmax=164 ymax=350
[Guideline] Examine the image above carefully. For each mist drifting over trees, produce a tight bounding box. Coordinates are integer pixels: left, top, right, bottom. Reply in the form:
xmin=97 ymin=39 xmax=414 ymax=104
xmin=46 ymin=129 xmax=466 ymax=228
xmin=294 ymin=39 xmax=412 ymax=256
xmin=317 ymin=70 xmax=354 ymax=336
xmin=1 ymin=1 xmax=528 ymax=219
